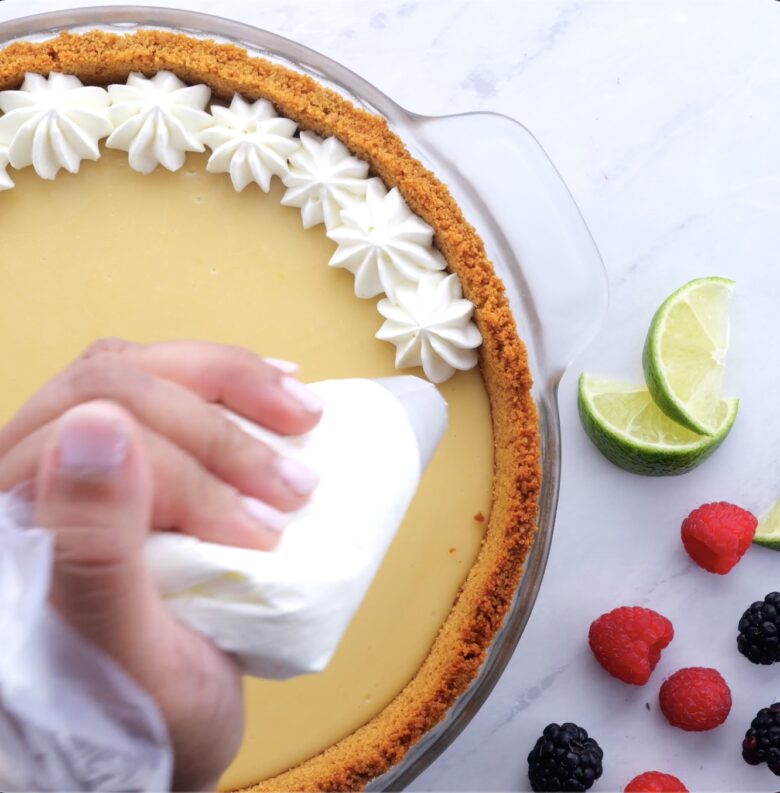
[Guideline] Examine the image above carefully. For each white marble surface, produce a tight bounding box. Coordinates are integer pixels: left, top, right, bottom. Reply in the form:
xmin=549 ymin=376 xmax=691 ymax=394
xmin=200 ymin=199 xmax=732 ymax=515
xmin=1 ymin=0 xmax=780 ymax=790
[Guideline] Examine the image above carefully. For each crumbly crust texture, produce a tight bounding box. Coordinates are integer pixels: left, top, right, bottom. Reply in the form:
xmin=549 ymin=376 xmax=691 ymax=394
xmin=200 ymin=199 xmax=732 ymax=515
xmin=0 ymin=30 xmax=542 ymax=791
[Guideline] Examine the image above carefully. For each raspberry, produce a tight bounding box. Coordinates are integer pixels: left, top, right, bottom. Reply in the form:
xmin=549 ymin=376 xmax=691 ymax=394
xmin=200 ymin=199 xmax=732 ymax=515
xmin=681 ymin=501 xmax=756 ymax=574
xmin=625 ymin=771 xmax=688 ymax=792
xmin=659 ymin=667 xmax=731 ymax=731
xmin=588 ymin=607 xmax=674 ymax=684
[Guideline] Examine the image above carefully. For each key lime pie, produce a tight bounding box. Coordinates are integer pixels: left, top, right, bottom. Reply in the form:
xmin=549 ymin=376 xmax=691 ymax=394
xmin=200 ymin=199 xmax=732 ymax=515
xmin=0 ymin=30 xmax=540 ymax=790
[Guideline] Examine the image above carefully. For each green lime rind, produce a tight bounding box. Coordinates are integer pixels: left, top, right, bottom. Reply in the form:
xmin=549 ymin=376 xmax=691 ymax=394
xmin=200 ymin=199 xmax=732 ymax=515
xmin=754 ymin=497 xmax=780 ymax=551
xmin=642 ymin=337 xmax=703 ymax=434
xmin=753 ymin=538 xmax=780 ymax=551
xmin=577 ymin=374 xmax=738 ymax=477
xmin=642 ymin=277 xmax=736 ymax=436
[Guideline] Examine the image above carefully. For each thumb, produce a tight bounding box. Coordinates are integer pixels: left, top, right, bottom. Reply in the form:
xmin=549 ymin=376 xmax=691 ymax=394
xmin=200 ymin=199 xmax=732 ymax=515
xmin=34 ymin=401 xmax=244 ymax=791
xmin=35 ymin=400 xmax=158 ymax=664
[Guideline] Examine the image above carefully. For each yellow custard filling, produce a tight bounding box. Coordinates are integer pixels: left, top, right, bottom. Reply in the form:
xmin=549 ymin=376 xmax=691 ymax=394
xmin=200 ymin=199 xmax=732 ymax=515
xmin=0 ymin=148 xmax=493 ymax=785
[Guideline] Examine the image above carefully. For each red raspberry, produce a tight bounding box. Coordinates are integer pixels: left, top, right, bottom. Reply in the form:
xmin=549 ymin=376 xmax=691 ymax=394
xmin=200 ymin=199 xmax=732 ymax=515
xmin=659 ymin=667 xmax=731 ymax=731
xmin=681 ymin=501 xmax=756 ymax=574
xmin=625 ymin=771 xmax=688 ymax=792
xmin=588 ymin=607 xmax=674 ymax=684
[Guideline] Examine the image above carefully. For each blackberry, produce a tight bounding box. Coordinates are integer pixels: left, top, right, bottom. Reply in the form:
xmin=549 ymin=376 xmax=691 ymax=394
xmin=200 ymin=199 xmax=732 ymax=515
xmin=528 ymin=722 xmax=603 ymax=792
xmin=742 ymin=703 xmax=780 ymax=775
xmin=737 ymin=592 xmax=780 ymax=664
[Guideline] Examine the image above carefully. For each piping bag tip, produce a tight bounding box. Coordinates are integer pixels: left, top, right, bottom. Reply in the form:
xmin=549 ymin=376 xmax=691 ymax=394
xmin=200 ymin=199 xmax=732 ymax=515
xmin=370 ymin=376 xmax=448 ymax=469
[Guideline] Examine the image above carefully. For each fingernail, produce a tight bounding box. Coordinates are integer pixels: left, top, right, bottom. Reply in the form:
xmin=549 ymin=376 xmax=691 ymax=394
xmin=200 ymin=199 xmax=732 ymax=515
xmin=281 ymin=376 xmax=324 ymax=413
xmin=276 ymin=456 xmax=320 ymax=497
xmin=265 ymin=357 xmax=299 ymax=374
xmin=242 ymin=496 xmax=290 ymax=534
xmin=58 ymin=406 xmax=129 ymax=473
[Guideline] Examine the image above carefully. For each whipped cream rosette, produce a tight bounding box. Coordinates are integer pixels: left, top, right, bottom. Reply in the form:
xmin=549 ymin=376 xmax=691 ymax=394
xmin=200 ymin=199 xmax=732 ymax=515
xmin=201 ymin=95 xmax=299 ymax=192
xmin=0 ymin=72 xmax=112 ymax=180
xmin=377 ymin=273 xmax=483 ymax=384
xmin=106 ymin=71 xmax=213 ymax=174
xmin=326 ymin=178 xmax=447 ymax=301
xmin=281 ymin=130 xmax=370 ymax=230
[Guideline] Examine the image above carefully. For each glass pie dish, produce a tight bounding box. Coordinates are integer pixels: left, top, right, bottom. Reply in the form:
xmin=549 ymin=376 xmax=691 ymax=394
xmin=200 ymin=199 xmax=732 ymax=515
xmin=0 ymin=6 xmax=609 ymax=790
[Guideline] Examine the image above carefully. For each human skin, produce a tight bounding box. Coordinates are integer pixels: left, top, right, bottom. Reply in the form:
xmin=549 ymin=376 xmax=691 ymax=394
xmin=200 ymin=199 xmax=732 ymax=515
xmin=0 ymin=338 xmax=323 ymax=548
xmin=3 ymin=339 xmax=323 ymax=790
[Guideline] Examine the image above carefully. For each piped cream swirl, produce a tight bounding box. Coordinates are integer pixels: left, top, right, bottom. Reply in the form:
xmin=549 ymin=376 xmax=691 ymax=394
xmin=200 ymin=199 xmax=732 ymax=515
xmin=201 ymin=96 xmax=299 ymax=192
xmin=106 ymin=71 xmax=213 ymax=174
xmin=327 ymin=179 xmax=446 ymax=302
xmin=376 ymin=274 xmax=482 ymax=384
xmin=0 ymin=73 xmax=111 ymax=180
xmin=281 ymin=131 xmax=370 ymax=230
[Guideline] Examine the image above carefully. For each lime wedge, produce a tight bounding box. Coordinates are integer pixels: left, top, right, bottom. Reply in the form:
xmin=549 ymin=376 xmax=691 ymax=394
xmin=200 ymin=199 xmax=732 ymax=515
xmin=642 ymin=277 xmax=736 ymax=435
xmin=578 ymin=374 xmax=738 ymax=476
xmin=754 ymin=498 xmax=780 ymax=550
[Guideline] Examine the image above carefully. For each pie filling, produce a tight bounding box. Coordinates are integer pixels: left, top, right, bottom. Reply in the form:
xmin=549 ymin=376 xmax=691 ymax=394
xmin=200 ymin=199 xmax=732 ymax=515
xmin=0 ymin=148 xmax=494 ymax=785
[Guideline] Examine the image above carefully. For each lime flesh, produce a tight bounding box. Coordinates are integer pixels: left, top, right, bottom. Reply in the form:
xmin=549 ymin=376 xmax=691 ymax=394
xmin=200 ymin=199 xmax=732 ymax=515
xmin=754 ymin=497 xmax=780 ymax=550
xmin=642 ymin=277 xmax=735 ymax=436
xmin=578 ymin=374 xmax=738 ymax=476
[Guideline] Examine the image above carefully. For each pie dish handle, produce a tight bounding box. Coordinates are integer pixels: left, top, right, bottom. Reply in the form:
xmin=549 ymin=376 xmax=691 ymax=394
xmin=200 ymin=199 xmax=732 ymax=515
xmin=404 ymin=111 xmax=609 ymax=390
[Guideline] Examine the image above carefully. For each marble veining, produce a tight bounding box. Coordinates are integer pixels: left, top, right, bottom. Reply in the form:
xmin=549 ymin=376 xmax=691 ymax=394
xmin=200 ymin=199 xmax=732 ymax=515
xmin=1 ymin=1 xmax=779 ymax=790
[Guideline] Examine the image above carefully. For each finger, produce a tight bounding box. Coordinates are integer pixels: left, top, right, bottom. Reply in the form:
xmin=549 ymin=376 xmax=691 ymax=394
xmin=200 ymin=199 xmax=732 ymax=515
xmin=34 ymin=401 xmax=244 ymax=789
xmin=84 ymin=338 xmax=323 ymax=435
xmin=1 ymin=420 xmax=288 ymax=550
xmin=35 ymin=401 xmax=155 ymax=663
xmin=0 ymin=356 xmax=318 ymax=511
xmin=144 ymin=429 xmax=288 ymax=551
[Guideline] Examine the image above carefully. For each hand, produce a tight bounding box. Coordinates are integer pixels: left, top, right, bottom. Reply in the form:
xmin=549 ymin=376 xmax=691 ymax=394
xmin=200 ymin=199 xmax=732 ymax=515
xmin=0 ymin=339 xmax=323 ymax=550
xmin=36 ymin=400 xmax=243 ymax=790
xmin=2 ymin=339 xmax=324 ymax=789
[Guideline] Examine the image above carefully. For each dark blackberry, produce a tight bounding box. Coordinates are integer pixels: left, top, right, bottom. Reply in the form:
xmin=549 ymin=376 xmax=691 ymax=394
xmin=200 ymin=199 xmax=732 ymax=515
xmin=743 ymin=702 xmax=780 ymax=775
xmin=528 ymin=722 xmax=603 ymax=792
xmin=737 ymin=592 xmax=780 ymax=664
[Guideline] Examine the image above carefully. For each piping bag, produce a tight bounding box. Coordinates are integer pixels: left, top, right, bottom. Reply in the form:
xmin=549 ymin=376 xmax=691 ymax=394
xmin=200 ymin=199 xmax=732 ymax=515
xmin=148 ymin=375 xmax=448 ymax=678
xmin=0 ymin=375 xmax=447 ymax=791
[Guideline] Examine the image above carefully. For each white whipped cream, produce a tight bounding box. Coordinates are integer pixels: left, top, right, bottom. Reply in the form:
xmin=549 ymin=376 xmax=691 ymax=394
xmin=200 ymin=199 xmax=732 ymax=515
xmin=0 ymin=72 xmax=112 ymax=180
xmin=377 ymin=274 xmax=482 ymax=384
xmin=0 ymin=68 xmax=483 ymax=382
xmin=106 ymin=71 xmax=213 ymax=174
xmin=281 ymin=130 xmax=370 ymax=230
xmin=145 ymin=376 xmax=447 ymax=679
xmin=0 ymin=143 xmax=13 ymax=190
xmin=327 ymin=178 xmax=446 ymax=301
xmin=201 ymin=95 xmax=299 ymax=192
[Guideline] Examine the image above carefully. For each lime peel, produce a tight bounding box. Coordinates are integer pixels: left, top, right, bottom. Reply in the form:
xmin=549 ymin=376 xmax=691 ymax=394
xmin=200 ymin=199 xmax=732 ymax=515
xmin=578 ymin=374 xmax=737 ymax=476
xmin=754 ymin=497 xmax=780 ymax=551
xmin=642 ymin=277 xmax=736 ymax=436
